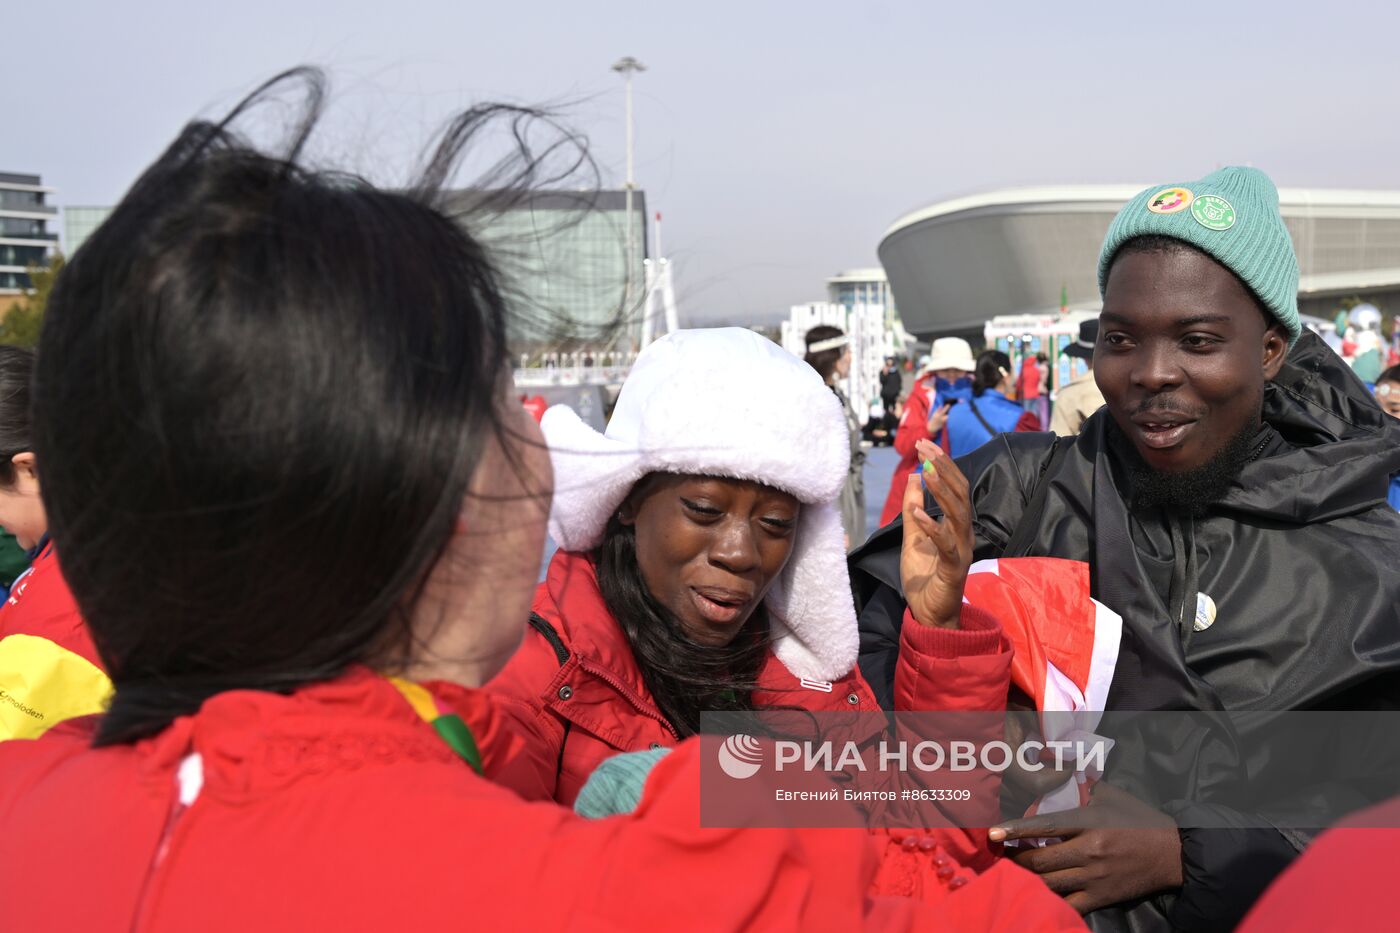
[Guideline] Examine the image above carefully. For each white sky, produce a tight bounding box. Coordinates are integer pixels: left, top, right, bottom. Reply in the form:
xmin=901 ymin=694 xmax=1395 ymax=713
xmin=13 ymin=0 xmax=1400 ymax=323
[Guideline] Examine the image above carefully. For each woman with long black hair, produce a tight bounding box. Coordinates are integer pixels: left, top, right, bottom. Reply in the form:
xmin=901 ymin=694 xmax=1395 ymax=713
xmin=0 ymin=72 xmax=1082 ymax=931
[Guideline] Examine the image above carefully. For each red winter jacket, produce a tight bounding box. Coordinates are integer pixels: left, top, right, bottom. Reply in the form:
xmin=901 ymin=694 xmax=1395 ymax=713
xmin=0 ymin=541 xmax=111 ymax=740
xmin=0 ymin=667 xmax=1085 ymax=931
xmin=488 ymin=548 xmax=1028 ymax=887
xmin=491 ymin=550 xmax=1013 ymax=806
xmin=881 ymin=375 xmax=935 ymax=526
xmin=1018 ymin=359 xmax=1041 ymax=401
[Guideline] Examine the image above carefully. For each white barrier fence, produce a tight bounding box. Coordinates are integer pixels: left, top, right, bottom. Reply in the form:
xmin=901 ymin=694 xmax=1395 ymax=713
xmin=513 ymin=351 xmax=636 ymax=388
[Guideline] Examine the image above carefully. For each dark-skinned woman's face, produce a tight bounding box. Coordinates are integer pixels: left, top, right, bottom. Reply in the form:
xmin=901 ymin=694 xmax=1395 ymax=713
xmin=619 ymin=473 xmax=801 ymax=647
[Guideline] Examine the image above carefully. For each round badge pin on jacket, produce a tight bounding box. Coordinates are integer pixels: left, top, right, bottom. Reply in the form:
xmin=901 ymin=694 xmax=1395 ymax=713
xmin=1194 ymin=592 xmax=1218 ymax=632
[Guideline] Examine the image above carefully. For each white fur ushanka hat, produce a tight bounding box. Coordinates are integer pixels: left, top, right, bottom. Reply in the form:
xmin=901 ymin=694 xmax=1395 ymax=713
xmin=542 ymin=327 xmax=859 ymax=682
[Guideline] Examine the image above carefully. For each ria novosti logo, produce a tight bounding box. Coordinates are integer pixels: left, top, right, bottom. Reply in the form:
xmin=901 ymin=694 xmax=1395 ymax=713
xmin=715 ymin=731 xmax=1110 ymax=780
xmin=717 ymin=734 xmax=763 ymax=779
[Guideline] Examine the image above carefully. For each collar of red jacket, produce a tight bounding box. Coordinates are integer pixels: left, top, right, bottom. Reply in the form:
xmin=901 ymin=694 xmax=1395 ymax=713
xmin=85 ymin=668 xmax=472 ymax=796
xmin=534 ymin=550 xmax=877 ymax=715
xmin=534 ymin=549 xmax=662 ymax=706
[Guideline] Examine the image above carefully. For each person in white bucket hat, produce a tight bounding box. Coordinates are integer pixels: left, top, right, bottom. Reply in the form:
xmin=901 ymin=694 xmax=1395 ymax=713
xmin=924 ymin=336 xmax=979 ymax=377
xmin=488 ymin=327 xmax=1018 ymax=812
xmin=879 ymin=337 xmax=977 ymax=526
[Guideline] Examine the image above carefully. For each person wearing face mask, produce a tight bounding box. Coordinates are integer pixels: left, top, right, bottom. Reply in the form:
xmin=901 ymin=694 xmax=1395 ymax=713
xmin=878 ymin=337 xmax=976 ymax=526
xmin=0 ymin=73 xmax=1087 ymax=932
xmin=0 ymin=344 xmax=110 ymax=740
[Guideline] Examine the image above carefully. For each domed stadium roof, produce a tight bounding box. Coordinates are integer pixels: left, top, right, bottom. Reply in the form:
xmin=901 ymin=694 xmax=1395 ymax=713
xmin=879 ymin=184 xmax=1400 ymax=338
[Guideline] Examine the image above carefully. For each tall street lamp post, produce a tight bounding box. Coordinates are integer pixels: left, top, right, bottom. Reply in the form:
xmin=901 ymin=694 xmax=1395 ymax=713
xmin=611 ymin=56 xmax=646 ymax=329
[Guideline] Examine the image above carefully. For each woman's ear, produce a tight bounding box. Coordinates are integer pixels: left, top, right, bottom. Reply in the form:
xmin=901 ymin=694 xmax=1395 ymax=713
xmin=11 ymin=452 xmax=38 ymax=487
xmin=616 ymin=499 xmax=637 ymax=526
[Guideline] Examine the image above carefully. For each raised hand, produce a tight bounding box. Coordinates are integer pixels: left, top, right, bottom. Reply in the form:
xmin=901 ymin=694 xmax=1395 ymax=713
xmin=926 ymin=402 xmax=953 ymax=436
xmin=900 ymin=439 xmax=974 ymax=629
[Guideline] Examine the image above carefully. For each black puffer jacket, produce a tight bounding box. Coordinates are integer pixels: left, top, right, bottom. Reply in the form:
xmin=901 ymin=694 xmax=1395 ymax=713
xmin=850 ymin=334 xmax=1400 ymax=932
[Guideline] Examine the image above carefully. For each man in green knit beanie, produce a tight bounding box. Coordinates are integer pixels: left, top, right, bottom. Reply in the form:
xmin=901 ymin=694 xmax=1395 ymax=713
xmin=851 ymin=166 xmax=1400 ymax=930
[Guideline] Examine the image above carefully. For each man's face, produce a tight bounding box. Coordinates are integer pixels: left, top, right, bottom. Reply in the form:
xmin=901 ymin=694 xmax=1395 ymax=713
xmin=1095 ymin=247 xmax=1288 ymax=474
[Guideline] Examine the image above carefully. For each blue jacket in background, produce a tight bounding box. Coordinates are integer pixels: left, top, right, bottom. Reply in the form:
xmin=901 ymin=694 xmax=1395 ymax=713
xmin=1389 ymin=474 xmax=1400 ymax=512
xmin=945 ymin=389 xmax=1026 ymax=458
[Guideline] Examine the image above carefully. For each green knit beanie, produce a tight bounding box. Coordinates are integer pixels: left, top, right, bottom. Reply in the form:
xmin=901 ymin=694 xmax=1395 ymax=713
xmin=574 ymin=747 xmax=672 ymax=819
xmin=1097 ymin=166 xmax=1301 ymax=346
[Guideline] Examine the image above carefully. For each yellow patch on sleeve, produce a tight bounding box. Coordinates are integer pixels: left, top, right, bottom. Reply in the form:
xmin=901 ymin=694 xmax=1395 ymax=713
xmin=0 ymin=633 xmax=113 ymax=741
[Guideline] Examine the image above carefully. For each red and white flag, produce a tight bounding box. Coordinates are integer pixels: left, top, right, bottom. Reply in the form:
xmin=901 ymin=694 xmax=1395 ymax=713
xmin=962 ymin=557 xmax=1121 ymax=815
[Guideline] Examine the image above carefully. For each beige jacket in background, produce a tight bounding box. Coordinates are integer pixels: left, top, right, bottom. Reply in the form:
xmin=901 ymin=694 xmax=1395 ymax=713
xmin=1050 ymin=374 xmax=1106 ymax=436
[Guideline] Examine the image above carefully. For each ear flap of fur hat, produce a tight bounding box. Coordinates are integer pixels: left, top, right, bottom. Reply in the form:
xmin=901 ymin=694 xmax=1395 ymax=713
xmin=762 ymin=500 xmax=859 ymax=682
xmin=541 ymin=404 xmax=645 ymax=552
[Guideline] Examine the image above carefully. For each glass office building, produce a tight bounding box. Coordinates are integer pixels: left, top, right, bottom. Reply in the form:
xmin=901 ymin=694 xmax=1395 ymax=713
xmin=445 ymin=189 xmax=648 ymax=347
xmin=63 ymin=205 xmax=113 ymax=257
xmin=827 ymin=267 xmax=902 ymax=335
xmin=0 ymin=173 xmax=58 ymax=293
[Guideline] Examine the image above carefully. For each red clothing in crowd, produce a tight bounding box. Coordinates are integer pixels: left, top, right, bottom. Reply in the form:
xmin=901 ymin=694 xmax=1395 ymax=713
xmin=1018 ymin=358 xmax=1041 ymax=401
xmin=0 ymin=667 xmax=1085 ymax=931
xmin=0 ymin=541 xmax=110 ymax=740
xmin=880 ymin=374 xmax=935 ymax=526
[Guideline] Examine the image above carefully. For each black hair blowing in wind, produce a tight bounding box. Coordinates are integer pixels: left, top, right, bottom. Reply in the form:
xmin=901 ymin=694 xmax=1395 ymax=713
xmin=34 ymin=68 xmax=611 ymax=745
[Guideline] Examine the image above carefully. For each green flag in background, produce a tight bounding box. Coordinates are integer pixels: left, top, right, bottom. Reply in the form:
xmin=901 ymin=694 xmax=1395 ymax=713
xmin=1060 ymin=283 xmax=1069 ymax=314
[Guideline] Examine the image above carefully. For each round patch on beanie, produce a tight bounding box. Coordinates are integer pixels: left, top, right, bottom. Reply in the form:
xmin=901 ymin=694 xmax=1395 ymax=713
xmin=1147 ymin=187 xmax=1193 ymax=214
xmin=1191 ymin=195 xmax=1236 ymax=231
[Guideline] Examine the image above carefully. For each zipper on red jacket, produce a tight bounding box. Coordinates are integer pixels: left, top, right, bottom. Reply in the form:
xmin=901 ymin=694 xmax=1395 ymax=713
xmin=576 ymin=658 xmax=680 ymax=740
xmin=130 ymin=753 xmax=203 ymax=932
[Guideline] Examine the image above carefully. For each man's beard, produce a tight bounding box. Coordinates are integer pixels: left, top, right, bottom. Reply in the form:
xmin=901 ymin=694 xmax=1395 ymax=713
xmin=1108 ymin=418 xmax=1263 ymax=517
